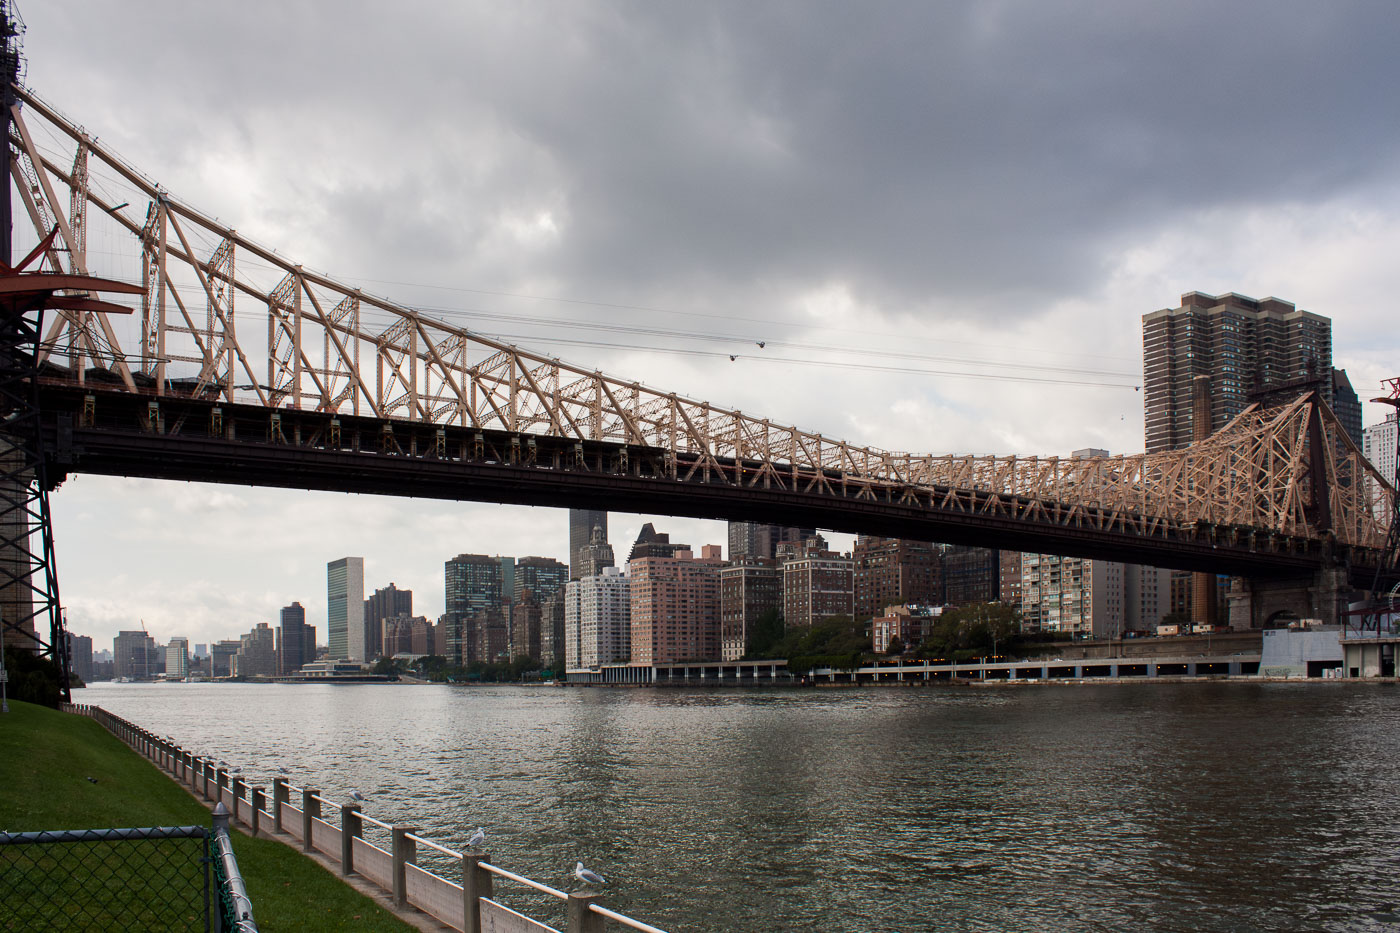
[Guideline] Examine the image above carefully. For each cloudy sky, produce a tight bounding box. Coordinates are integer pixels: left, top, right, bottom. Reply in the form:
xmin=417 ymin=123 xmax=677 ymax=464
xmin=19 ymin=1 xmax=1400 ymax=651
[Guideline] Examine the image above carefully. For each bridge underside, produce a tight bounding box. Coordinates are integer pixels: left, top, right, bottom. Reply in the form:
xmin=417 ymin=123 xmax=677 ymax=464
xmin=37 ymin=383 xmax=1389 ymax=588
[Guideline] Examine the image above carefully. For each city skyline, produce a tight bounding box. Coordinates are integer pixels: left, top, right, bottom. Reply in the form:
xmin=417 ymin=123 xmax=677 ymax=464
xmin=22 ymin=3 xmax=1400 ymax=648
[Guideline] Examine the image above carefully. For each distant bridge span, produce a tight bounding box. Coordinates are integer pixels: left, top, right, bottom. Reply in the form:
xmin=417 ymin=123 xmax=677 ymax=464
xmin=37 ymin=381 xmax=1389 ymax=588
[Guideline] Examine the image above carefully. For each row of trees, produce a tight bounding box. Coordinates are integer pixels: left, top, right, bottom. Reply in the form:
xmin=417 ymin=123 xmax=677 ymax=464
xmin=373 ymin=654 xmax=554 ymax=683
xmin=746 ymin=603 xmax=1030 ymax=670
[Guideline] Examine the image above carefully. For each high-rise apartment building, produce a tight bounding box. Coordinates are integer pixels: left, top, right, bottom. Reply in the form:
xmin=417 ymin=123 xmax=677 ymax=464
xmin=515 ymin=556 xmax=569 ymax=605
xmin=628 ymin=524 xmax=688 ymax=561
xmin=720 ymin=557 xmax=781 ymax=660
xmin=66 ymin=633 xmax=93 ymax=684
xmin=233 ymin=623 xmax=277 ymax=677
xmin=852 ymin=537 xmax=942 ymax=622
xmin=1143 ymin=291 xmax=1334 ymax=454
xmin=165 ymin=637 xmax=189 ymax=680
xmin=327 ymin=557 xmax=366 ymax=660
xmin=727 ymin=522 xmax=817 ymax=561
xmin=1364 ymin=413 xmax=1399 ymax=523
xmin=569 ymin=510 xmax=608 ymax=579
xmin=998 ymin=551 xmax=1023 ymax=613
xmin=539 ymin=590 xmax=567 ymax=672
xmin=113 ymin=630 xmax=157 ymax=680
xmin=1332 ymin=368 xmax=1363 ymax=447
xmin=277 ymin=601 xmax=314 ymax=675
xmin=445 ymin=554 xmax=508 ymax=664
xmin=508 ymin=598 xmax=543 ymax=661
xmin=781 ymin=537 xmax=854 ymax=629
xmin=566 ymin=566 xmax=632 ymax=669
xmin=1020 ymin=557 xmax=1170 ymax=639
xmin=630 ymin=544 xmax=724 ymax=664
xmin=364 ymin=584 xmax=412 ymax=659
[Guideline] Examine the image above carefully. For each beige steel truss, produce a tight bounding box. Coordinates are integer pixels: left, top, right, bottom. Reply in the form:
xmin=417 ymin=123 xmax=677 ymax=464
xmin=9 ymin=84 xmax=1395 ymax=553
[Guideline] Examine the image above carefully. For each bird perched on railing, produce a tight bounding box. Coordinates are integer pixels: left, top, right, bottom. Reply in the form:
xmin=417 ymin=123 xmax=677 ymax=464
xmin=574 ymin=862 xmax=605 ymax=891
xmin=467 ymin=827 xmax=486 ymax=849
xmin=349 ymin=789 xmax=366 ymax=802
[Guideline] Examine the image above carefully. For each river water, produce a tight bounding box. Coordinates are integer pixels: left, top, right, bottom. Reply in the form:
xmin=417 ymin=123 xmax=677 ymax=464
xmin=79 ymin=681 xmax=1400 ymax=932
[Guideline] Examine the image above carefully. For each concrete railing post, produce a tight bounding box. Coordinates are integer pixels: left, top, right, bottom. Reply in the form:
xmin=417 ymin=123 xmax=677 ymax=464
xmin=272 ymin=778 xmax=288 ymax=833
xmin=216 ymin=768 xmax=229 ymax=808
xmin=567 ymin=893 xmax=605 ymax=933
xmin=302 ymin=788 xmax=320 ymax=853
xmin=232 ymin=777 xmax=246 ymax=823
xmin=202 ymin=759 xmax=213 ymax=800
xmin=391 ymin=825 xmax=418 ymax=908
xmin=462 ymin=853 xmax=493 ymax=933
xmin=251 ymin=787 xmax=265 ymax=838
xmin=340 ymin=803 xmax=362 ymax=876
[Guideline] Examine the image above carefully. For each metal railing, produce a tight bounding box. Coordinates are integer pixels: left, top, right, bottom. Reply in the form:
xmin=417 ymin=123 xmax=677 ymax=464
xmin=0 ymin=815 xmax=258 ymax=932
xmin=66 ymin=702 xmax=669 ymax=933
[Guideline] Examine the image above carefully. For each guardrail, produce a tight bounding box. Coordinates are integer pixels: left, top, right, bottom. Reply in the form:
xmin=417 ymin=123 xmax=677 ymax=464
xmin=65 ymin=703 xmax=668 ymax=933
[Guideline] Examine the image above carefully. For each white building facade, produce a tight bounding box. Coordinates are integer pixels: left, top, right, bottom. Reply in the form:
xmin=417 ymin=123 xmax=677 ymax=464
xmin=327 ymin=556 xmax=366 ymax=660
xmin=165 ymin=637 xmax=189 ymax=680
xmin=1364 ymin=414 xmax=1398 ymax=523
xmin=565 ymin=566 xmax=631 ymax=670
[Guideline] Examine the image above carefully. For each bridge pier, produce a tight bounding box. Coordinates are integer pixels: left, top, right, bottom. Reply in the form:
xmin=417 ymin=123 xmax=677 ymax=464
xmin=1227 ymin=566 xmax=1351 ymax=630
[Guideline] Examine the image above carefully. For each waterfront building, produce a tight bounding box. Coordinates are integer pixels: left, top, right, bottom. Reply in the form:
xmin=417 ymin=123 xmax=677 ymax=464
xmin=210 ymin=640 xmax=241 ymax=678
xmin=1126 ymin=565 xmax=1173 ymax=635
xmin=113 ymin=630 xmax=158 ymax=680
xmin=943 ymin=546 xmax=1000 ymax=606
xmin=277 ymin=601 xmax=314 ymax=675
xmin=727 ymin=522 xmax=816 ymax=561
xmin=193 ymin=643 xmax=208 ymax=659
xmin=569 ymin=509 xmax=608 ymax=579
xmin=327 ymin=557 xmax=366 ymax=660
xmin=1364 ymin=412 xmax=1399 ymax=522
xmin=233 ymin=623 xmax=277 ymax=677
xmin=566 ymin=566 xmax=632 ymax=670
xmin=720 ymin=557 xmax=780 ymax=660
xmin=515 ymin=556 xmax=569 ymax=605
xmin=165 ymin=637 xmax=189 ymax=680
xmin=539 ymin=589 xmax=567 ymax=672
xmin=574 ymin=524 xmax=616 ymax=580
xmin=781 ymin=536 xmax=855 ymax=630
xmin=364 ymin=583 xmax=412 ymax=659
xmin=630 ymin=545 xmax=723 ymax=664
xmin=852 ymin=537 xmax=942 ymax=623
xmin=66 ymin=633 xmax=93 ymax=684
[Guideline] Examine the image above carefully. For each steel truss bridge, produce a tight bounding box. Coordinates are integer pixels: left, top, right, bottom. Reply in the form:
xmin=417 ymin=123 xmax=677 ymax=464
xmin=2 ymin=83 xmax=1397 ymax=688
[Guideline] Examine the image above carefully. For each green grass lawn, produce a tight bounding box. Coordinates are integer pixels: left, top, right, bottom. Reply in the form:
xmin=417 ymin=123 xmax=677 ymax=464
xmin=0 ymin=700 xmax=415 ymax=931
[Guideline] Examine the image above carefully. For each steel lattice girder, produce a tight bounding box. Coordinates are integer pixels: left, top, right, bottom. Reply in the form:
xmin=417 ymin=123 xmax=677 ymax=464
xmin=8 ymin=83 xmax=1397 ymax=561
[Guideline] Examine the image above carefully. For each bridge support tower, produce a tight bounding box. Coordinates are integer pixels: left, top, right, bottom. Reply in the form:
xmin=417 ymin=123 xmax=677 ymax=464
xmin=1227 ymin=565 xmax=1352 ymax=631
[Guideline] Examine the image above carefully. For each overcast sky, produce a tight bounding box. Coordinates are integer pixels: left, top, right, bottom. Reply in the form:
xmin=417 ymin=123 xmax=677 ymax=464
xmin=18 ymin=1 xmax=1400 ymax=652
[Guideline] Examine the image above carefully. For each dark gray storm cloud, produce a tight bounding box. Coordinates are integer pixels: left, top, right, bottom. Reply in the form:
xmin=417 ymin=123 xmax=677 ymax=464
xmin=24 ymin=1 xmax=1400 ymax=323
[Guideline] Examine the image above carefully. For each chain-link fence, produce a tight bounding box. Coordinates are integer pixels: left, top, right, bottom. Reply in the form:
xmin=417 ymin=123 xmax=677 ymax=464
xmin=0 ymin=815 xmax=257 ymax=933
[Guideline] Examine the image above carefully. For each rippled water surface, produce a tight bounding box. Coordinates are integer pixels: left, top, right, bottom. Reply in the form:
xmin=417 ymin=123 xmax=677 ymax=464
xmin=81 ymin=681 xmax=1400 ymax=931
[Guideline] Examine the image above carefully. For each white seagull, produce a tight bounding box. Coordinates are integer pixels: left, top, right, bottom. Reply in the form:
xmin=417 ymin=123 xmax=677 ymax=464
xmin=350 ymin=790 xmax=366 ymax=802
xmin=574 ymin=862 xmax=605 ymax=889
xmin=467 ymin=827 xmax=486 ymax=849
